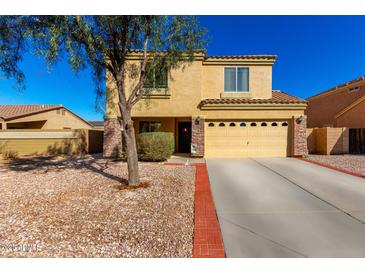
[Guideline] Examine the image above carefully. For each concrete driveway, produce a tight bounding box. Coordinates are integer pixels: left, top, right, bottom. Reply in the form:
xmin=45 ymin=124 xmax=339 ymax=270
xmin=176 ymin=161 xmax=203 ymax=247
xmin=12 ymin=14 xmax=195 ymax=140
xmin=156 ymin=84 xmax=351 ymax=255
xmin=206 ymin=157 xmax=365 ymax=257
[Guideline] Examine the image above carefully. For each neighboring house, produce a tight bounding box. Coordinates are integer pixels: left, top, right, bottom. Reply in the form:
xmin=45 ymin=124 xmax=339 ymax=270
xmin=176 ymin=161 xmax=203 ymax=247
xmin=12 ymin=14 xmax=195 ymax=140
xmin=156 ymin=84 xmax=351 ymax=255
xmin=0 ymin=104 xmax=93 ymax=130
xmin=306 ymin=76 xmax=365 ymax=128
xmin=104 ymin=51 xmax=308 ymax=158
xmin=88 ymin=120 xmax=104 ymax=130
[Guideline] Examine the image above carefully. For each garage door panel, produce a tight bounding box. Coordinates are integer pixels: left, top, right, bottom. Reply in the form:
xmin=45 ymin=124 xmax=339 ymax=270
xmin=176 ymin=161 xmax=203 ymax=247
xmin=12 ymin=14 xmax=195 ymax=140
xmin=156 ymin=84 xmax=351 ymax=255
xmin=205 ymin=120 xmax=289 ymax=158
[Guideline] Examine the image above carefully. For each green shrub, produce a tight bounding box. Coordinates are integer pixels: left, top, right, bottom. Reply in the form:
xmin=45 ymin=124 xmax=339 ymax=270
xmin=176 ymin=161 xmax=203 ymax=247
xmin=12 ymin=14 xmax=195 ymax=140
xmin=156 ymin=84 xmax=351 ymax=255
xmin=137 ymin=132 xmax=174 ymax=161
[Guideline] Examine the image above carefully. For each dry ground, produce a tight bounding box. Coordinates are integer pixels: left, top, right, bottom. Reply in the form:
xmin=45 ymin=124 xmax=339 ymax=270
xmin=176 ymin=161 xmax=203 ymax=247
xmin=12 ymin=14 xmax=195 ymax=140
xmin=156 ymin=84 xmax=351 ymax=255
xmin=0 ymin=155 xmax=195 ymax=258
xmin=307 ymin=154 xmax=365 ymax=176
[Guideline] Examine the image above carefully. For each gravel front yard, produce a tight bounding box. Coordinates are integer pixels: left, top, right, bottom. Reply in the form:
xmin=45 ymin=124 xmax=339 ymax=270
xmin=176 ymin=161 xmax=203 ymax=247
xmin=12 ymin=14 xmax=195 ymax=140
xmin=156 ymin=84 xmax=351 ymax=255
xmin=307 ymin=154 xmax=365 ymax=176
xmin=0 ymin=155 xmax=195 ymax=258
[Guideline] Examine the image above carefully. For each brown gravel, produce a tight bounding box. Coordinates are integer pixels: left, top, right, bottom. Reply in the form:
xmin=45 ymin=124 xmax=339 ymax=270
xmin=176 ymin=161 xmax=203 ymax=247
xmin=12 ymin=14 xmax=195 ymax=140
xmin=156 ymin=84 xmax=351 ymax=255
xmin=0 ymin=155 xmax=195 ymax=258
xmin=306 ymin=154 xmax=365 ymax=176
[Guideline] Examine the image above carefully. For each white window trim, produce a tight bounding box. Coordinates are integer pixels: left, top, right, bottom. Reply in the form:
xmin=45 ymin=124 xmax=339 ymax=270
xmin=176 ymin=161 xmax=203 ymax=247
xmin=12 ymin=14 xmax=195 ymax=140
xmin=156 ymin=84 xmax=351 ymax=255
xmin=224 ymin=66 xmax=249 ymax=93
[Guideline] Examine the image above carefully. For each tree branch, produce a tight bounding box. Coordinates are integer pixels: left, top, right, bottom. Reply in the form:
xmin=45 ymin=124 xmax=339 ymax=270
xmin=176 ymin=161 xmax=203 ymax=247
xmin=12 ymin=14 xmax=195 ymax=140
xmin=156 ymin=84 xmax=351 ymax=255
xmin=126 ymin=36 xmax=150 ymax=107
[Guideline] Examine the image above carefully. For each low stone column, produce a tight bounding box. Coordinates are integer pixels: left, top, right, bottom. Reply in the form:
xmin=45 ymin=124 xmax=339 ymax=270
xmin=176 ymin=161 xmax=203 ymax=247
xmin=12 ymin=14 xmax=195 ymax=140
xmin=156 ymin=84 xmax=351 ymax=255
xmin=103 ymin=117 xmax=123 ymax=158
xmin=293 ymin=115 xmax=308 ymax=157
xmin=191 ymin=116 xmax=204 ymax=157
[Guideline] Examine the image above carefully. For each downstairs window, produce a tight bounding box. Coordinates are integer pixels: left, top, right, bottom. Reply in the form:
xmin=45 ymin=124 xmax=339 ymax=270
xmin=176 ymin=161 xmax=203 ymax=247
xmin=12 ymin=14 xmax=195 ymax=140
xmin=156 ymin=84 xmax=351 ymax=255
xmin=139 ymin=121 xmax=161 ymax=133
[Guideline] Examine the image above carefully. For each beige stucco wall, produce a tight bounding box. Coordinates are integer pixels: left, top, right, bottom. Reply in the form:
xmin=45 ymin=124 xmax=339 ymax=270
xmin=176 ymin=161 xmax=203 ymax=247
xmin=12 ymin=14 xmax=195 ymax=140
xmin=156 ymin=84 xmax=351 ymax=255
xmin=131 ymin=60 xmax=203 ymax=117
xmin=335 ymin=100 xmax=365 ymax=128
xmin=106 ymin=58 xmax=275 ymax=118
xmin=3 ymin=108 xmax=92 ymax=130
xmin=307 ymin=127 xmax=349 ymax=155
xmin=0 ymin=129 xmax=86 ymax=156
xmin=306 ymin=80 xmax=365 ymax=128
xmin=202 ymin=64 xmax=272 ymax=100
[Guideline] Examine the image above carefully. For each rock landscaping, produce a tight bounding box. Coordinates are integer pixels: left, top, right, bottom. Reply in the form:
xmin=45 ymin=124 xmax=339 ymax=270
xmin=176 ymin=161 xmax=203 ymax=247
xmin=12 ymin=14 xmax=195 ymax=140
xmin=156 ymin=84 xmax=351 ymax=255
xmin=306 ymin=154 xmax=365 ymax=177
xmin=0 ymin=155 xmax=195 ymax=257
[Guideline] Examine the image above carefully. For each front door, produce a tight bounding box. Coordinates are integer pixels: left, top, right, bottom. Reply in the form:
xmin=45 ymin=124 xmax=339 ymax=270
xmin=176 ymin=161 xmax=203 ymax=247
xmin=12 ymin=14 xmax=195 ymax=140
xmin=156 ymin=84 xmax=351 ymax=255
xmin=178 ymin=122 xmax=192 ymax=153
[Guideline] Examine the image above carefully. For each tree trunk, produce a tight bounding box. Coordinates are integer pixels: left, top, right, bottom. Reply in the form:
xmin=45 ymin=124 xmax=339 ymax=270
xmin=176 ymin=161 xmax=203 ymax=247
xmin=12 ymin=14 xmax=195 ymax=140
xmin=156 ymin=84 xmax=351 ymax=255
xmin=116 ymin=68 xmax=140 ymax=186
xmin=122 ymin=113 xmax=140 ymax=185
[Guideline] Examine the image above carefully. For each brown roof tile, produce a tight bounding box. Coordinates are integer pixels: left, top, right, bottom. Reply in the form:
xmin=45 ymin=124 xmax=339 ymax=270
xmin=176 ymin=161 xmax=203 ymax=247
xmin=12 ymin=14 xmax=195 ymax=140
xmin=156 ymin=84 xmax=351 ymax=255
xmin=205 ymin=55 xmax=277 ymax=60
xmin=199 ymin=90 xmax=307 ymax=107
xmin=0 ymin=104 xmax=63 ymax=120
xmin=127 ymin=50 xmax=277 ymax=61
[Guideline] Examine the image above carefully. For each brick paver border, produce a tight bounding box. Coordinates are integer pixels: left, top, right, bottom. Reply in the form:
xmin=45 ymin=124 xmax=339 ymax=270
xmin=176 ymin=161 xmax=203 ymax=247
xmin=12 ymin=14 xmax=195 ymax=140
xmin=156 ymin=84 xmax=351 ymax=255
xmin=192 ymin=163 xmax=225 ymax=258
xmin=299 ymin=158 xmax=365 ymax=179
xmin=163 ymin=162 xmax=225 ymax=257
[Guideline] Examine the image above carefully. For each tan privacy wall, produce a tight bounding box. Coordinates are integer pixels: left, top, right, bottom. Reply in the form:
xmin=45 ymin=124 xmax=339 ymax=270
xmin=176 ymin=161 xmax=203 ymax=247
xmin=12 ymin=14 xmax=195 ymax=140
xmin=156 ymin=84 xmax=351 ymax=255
xmin=0 ymin=129 xmax=103 ymax=156
xmin=306 ymin=127 xmax=349 ymax=155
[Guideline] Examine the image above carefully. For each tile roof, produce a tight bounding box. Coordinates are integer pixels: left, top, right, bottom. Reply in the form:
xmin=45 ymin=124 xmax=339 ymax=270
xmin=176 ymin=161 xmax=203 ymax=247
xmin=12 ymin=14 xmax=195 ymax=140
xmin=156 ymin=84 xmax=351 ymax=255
xmin=205 ymin=55 xmax=277 ymax=60
xmin=127 ymin=50 xmax=277 ymax=61
xmin=0 ymin=104 xmax=63 ymax=120
xmin=199 ymin=90 xmax=307 ymax=107
xmin=88 ymin=120 xmax=104 ymax=127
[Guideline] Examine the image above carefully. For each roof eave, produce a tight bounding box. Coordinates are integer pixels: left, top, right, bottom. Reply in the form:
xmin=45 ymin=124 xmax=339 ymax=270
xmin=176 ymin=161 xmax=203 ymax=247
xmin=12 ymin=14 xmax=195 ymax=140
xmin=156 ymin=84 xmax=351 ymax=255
xmin=2 ymin=106 xmax=64 ymax=121
xmin=199 ymin=102 xmax=308 ymax=110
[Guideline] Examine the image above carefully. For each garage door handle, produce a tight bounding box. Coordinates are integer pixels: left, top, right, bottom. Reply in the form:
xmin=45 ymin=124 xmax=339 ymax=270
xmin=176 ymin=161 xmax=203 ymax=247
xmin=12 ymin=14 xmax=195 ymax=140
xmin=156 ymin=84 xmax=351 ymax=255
xmin=247 ymin=141 xmax=249 ymax=145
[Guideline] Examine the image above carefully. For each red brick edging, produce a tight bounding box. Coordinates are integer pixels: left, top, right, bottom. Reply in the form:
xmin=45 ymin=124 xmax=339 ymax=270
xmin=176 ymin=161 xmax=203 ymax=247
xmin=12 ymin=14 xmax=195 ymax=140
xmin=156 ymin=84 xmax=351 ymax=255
xmin=192 ymin=163 xmax=225 ymax=258
xmin=299 ymin=158 xmax=365 ymax=179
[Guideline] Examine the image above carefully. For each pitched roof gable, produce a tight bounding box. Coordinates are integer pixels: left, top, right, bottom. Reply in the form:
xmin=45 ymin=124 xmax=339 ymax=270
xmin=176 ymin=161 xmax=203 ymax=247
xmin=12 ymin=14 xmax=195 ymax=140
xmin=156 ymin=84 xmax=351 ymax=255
xmin=335 ymin=94 xmax=365 ymax=119
xmin=0 ymin=104 xmax=63 ymax=120
xmin=0 ymin=104 xmax=93 ymax=128
xmin=307 ymin=75 xmax=365 ymax=100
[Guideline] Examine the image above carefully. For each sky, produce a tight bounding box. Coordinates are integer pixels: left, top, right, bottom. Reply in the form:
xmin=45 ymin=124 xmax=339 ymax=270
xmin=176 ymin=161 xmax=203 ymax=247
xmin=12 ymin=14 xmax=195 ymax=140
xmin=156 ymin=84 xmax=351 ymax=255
xmin=1 ymin=16 xmax=365 ymax=120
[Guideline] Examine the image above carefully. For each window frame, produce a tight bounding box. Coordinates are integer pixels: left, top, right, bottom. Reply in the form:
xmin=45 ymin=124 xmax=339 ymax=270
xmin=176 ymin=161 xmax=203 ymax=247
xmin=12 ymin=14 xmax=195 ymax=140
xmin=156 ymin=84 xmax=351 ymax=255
xmin=139 ymin=121 xmax=162 ymax=133
xmin=143 ymin=65 xmax=168 ymax=89
xmin=224 ymin=66 xmax=249 ymax=93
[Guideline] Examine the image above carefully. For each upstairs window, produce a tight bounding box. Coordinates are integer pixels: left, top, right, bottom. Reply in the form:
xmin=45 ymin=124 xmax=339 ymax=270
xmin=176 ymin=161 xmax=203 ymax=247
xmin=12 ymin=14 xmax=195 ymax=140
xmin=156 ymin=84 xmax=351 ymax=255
xmin=144 ymin=65 xmax=168 ymax=89
xmin=224 ymin=67 xmax=249 ymax=92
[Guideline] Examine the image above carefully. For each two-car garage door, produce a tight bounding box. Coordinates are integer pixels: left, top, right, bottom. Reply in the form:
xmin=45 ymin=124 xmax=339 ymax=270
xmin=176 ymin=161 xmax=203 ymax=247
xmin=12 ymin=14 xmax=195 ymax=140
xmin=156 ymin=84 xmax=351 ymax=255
xmin=205 ymin=120 xmax=290 ymax=158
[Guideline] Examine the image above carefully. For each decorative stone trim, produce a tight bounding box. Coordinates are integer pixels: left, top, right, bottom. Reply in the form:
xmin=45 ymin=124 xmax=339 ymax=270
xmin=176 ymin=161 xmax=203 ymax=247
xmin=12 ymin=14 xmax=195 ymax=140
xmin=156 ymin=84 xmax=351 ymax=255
xmin=191 ymin=116 xmax=204 ymax=157
xmin=293 ymin=115 xmax=308 ymax=157
xmin=103 ymin=117 xmax=123 ymax=158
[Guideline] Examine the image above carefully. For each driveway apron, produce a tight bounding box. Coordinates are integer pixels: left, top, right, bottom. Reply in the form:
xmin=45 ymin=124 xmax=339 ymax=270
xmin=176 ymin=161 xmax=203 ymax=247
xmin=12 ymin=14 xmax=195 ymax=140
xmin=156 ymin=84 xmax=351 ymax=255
xmin=206 ymin=158 xmax=365 ymax=257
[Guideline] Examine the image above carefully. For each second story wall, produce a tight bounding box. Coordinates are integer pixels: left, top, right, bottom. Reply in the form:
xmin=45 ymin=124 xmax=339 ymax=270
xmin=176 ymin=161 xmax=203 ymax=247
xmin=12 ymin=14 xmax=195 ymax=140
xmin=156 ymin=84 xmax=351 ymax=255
xmin=202 ymin=63 xmax=273 ymax=100
xmin=130 ymin=59 xmax=203 ymax=117
xmin=306 ymin=77 xmax=365 ymax=128
xmin=105 ymin=54 xmax=276 ymax=118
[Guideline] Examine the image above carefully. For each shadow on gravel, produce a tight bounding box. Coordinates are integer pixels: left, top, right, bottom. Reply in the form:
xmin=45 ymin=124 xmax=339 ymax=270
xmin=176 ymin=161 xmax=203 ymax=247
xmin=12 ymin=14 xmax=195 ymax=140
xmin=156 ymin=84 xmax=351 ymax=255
xmin=5 ymin=153 xmax=128 ymax=185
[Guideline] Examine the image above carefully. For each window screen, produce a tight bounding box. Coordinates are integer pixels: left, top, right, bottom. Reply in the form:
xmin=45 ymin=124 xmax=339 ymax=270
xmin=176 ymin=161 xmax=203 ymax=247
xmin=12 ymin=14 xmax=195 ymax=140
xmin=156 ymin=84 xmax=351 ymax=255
xmin=224 ymin=67 xmax=249 ymax=92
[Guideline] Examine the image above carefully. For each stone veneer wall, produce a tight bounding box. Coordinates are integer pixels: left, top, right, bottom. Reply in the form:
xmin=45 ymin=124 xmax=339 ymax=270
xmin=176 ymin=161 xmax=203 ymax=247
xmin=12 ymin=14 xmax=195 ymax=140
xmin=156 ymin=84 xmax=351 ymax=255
xmin=191 ymin=116 xmax=204 ymax=157
xmin=293 ymin=115 xmax=308 ymax=157
xmin=103 ymin=117 xmax=123 ymax=158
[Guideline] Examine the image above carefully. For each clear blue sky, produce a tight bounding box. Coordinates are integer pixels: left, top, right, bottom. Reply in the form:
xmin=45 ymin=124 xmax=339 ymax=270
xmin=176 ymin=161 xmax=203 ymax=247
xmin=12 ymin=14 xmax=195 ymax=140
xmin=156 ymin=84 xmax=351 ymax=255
xmin=1 ymin=16 xmax=365 ymax=120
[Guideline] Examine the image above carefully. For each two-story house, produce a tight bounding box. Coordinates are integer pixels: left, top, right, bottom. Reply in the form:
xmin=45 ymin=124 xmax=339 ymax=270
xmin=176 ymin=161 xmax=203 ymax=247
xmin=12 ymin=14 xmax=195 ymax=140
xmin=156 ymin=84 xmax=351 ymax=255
xmin=104 ymin=51 xmax=308 ymax=158
xmin=306 ymin=76 xmax=365 ymax=128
